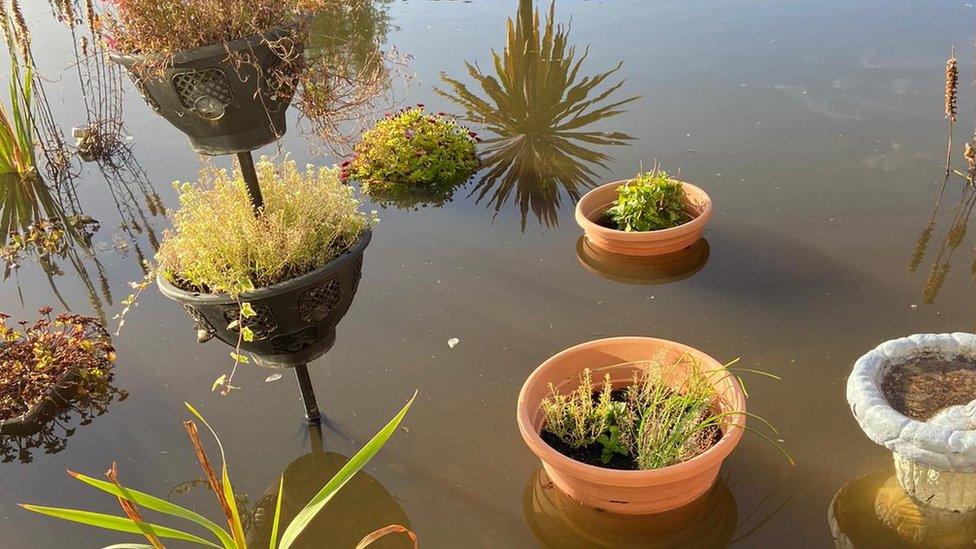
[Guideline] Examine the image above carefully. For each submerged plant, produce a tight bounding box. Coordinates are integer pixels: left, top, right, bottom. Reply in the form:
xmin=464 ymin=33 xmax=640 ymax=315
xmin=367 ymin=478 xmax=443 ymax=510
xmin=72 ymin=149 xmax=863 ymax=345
xmin=436 ymin=0 xmax=639 ymax=229
xmin=21 ymin=394 xmax=417 ymax=549
xmin=0 ymin=308 xmax=116 ymax=421
xmin=343 ymin=106 xmax=479 ymax=205
xmin=606 ymin=166 xmax=689 ymax=232
xmin=157 ymin=157 xmax=375 ymax=295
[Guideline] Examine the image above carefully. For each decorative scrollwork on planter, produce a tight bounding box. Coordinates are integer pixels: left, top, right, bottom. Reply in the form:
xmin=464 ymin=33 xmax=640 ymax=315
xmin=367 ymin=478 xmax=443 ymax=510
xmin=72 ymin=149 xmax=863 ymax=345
xmin=298 ymin=280 xmax=341 ymax=323
xmin=270 ymin=327 xmax=318 ymax=354
xmin=222 ymin=304 xmax=277 ymax=340
xmin=181 ymin=305 xmax=215 ymax=335
xmin=172 ymin=68 xmax=234 ymax=119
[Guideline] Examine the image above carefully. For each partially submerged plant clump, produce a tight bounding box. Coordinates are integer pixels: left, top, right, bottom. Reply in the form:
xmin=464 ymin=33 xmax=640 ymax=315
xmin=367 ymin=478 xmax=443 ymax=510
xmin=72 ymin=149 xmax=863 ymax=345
xmin=157 ymin=157 xmax=376 ymax=295
xmin=0 ymin=308 xmax=115 ymax=421
xmin=540 ymin=358 xmax=724 ymax=470
xmin=343 ymin=106 xmax=479 ymax=204
xmin=605 ymin=167 xmax=689 ymax=232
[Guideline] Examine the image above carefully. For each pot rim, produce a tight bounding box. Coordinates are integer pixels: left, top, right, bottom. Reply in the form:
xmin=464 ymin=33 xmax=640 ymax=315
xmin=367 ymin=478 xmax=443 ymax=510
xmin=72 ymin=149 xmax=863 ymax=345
xmin=575 ymin=180 xmax=713 ymax=239
xmin=847 ymin=332 xmax=976 ymax=472
xmin=517 ymin=336 xmax=746 ymax=484
xmin=109 ymin=22 xmax=303 ymax=66
xmin=156 ymin=229 xmax=371 ymax=305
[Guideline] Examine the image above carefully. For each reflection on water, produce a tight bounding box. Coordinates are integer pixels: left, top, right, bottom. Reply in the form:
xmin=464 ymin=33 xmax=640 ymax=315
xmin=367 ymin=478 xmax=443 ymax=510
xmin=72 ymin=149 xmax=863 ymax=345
xmin=576 ymin=237 xmax=710 ymax=286
xmin=524 ymin=468 xmax=737 ymax=548
xmin=436 ymin=0 xmax=638 ymax=230
xmin=246 ymin=426 xmax=413 ymax=548
xmin=911 ymin=180 xmax=976 ymax=305
xmin=829 ymin=471 xmax=976 ymax=548
xmin=0 ymin=372 xmax=127 ymax=464
xmin=0 ymin=144 xmax=161 ymax=322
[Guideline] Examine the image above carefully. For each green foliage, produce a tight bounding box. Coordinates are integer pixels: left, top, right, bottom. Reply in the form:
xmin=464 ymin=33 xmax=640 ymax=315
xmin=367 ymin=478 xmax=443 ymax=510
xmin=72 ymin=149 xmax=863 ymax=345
xmin=21 ymin=394 xmax=417 ymax=549
xmin=344 ymin=106 xmax=479 ymax=203
xmin=541 ymin=357 xmax=790 ymax=470
xmin=156 ymin=157 xmax=375 ymax=295
xmin=0 ymin=52 xmax=36 ymax=176
xmin=540 ymin=368 xmax=614 ymax=448
xmin=607 ymin=168 xmax=689 ymax=232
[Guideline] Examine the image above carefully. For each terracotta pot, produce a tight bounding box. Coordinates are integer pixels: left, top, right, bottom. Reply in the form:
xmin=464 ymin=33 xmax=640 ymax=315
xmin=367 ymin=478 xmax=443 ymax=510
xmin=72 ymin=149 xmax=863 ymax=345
xmin=575 ymin=236 xmax=710 ymax=286
xmin=575 ymin=180 xmax=713 ymax=256
xmin=517 ymin=337 xmax=746 ymax=514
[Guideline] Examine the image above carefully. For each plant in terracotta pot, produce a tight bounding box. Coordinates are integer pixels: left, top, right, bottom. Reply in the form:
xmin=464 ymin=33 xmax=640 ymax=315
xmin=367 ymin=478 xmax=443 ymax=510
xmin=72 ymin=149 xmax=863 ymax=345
xmin=0 ymin=308 xmax=117 ymax=436
xmin=102 ymin=0 xmax=320 ymax=155
xmin=517 ymin=337 xmax=789 ymax=514
xmin=576 ymin=166 xmax=713 ymax=256
xmin=342 ymin=106 xmax=479 ymax=208
xmin=121 ymin=156 xmax=376 ymax=398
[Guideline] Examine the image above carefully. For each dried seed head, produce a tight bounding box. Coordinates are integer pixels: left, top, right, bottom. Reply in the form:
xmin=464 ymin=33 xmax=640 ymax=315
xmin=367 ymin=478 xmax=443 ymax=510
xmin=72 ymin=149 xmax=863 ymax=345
xmin=966 ymin=142 xmax=976 ymax=179
xmin=910 ymin=223 xmax=934 ymax=273
xmin=9 ymin=0 xmax=30 ymax=56
xmin=946 ymin=51 xmax=959 ymax=122
xmin=923 ymin=263 xmax=949 ymax=304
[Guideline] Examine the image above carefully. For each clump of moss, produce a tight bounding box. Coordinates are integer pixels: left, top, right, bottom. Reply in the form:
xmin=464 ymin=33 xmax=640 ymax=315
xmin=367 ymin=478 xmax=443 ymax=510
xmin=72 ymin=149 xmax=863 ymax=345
xmin=343 ymin=106 xmax=479 ymax=203
xmin=606 ymin=167 xmax=688 ymax=232
xmin=157 ymin=157 xmax=375 ymax=295
xmin=0 ymin=308 xmax=116 ymax=421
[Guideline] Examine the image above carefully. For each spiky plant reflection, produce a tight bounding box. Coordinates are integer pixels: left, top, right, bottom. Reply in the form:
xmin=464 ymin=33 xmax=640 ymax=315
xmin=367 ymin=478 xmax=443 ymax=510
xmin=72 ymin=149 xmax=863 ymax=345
xmin=436 ymin=0 xmax=639 ymax=230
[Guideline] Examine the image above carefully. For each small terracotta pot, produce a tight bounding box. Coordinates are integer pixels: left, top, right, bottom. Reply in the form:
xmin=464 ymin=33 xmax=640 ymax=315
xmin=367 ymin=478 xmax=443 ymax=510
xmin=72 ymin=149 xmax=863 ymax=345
xmin=517 ymin=337 xmax=745 ymax=515
xmin=575 ymin=180 xmax=713 ymax=256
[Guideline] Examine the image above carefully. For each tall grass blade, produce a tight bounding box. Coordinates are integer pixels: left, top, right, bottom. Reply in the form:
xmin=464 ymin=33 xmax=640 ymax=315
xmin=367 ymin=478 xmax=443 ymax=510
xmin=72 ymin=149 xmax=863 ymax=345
xmin=18 ymin=505 xmax=220 ymax=547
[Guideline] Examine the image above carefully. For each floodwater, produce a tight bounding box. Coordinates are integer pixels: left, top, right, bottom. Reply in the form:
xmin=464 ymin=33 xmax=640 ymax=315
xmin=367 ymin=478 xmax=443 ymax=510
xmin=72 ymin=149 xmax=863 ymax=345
xmin=2 ymin=0 xmax=976 ymax=547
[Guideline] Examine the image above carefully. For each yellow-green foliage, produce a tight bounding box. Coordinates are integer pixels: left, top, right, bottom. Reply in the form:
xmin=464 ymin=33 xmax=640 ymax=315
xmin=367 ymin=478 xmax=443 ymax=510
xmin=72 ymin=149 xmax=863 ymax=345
xmin=344 ymin=106 xmax=479 ymax=202
xmin=157 ymin=157 xmax=375 ymax=295
xmin=607 ymin=167 xmax=688 ymax=232
xmin=540 ymin=368 xmax=614 ymax=448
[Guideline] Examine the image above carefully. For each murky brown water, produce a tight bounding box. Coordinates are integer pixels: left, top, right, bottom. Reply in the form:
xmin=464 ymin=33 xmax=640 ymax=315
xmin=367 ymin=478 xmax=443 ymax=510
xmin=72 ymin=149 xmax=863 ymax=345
xmin=3 ymin=0 xmax=976 ymax=547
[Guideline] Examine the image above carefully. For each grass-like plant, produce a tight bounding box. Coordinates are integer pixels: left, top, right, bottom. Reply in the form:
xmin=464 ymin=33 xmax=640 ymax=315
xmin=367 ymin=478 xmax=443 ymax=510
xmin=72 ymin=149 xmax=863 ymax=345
xmin=606 ymin=166 xmax=688 ymax=232
xmin=343 ymin=106 xmax=479 ymax=205
xmin=156 ymin=156 xmax=375 ymax=296
xmin=436 ymin=0 xmax=639 ymax=229
xmin=540 ymin=358 xmax=793 ymax=470
xmin=21 ymin=393 xmax=417 ymax=549
xmin=0 ymin=50 xmax=35 ymax=176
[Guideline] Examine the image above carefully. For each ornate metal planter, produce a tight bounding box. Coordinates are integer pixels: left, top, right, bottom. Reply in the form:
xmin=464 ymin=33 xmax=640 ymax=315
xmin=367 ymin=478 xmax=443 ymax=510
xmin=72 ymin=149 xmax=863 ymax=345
xmin=110 ymin=26 xmax=303 ymax=155
xmin=157 ymin=230 xmax=370 ymax=367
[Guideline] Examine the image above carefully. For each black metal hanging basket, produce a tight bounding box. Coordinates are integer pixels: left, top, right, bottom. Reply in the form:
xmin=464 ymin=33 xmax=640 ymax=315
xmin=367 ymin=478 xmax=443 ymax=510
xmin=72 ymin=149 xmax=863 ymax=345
xmin=110 ymin=25 xmax=304 ymax=155
xmin=156 ymin=230 xmax=371 ymax=367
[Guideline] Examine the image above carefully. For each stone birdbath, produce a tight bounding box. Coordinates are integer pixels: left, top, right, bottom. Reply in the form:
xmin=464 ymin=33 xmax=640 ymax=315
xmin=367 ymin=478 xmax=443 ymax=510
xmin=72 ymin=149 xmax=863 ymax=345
xmin=848 ymin=333 xmax=976 ymax=512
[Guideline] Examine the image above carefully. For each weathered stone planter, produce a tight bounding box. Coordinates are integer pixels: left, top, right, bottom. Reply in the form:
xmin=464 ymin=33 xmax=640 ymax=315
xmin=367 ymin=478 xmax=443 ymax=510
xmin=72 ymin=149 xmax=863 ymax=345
xmin=110 ymin=25 xmax=303 ymax=155
xmin=157 ymin=230 xmax=370 ymax=367
xmin=848 ymin=333 xmax=976 ymax=512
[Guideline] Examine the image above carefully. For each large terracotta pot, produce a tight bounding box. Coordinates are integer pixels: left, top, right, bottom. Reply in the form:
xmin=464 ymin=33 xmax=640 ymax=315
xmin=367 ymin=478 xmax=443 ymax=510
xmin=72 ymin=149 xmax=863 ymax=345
xmin=517 ymin=337 xmax=746 ymax=514
xmin=575 ymin=180 xmax=712 ymax=256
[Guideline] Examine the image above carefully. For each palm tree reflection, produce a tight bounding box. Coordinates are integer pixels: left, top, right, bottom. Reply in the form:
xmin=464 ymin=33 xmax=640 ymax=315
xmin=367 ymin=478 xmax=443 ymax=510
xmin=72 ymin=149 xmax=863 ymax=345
xmin=437 ymin=0 xmax=639 ymax=230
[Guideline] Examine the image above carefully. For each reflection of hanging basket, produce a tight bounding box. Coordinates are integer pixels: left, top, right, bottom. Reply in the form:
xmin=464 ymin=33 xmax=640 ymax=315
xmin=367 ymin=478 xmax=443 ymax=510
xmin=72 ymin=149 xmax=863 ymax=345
xmin=157 ymin=230 xmax=370 ymax=367
xmin=110 ymin=26 xmax=304 ymax=155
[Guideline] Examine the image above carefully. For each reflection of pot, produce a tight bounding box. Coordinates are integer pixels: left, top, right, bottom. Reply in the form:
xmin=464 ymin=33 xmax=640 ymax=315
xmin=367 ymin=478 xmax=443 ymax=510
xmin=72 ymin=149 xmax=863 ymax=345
xmin=848 ymin=333 xmax=976 ymax=511
xmin=157 ymin=230 xmax=369 ymax=367
xmin=575 ymin=180 xmax=712 ymax=256
xmin=829 ymin=471 xmax=976 ymax=548
xmin=575 ymin=236 xmax=710 ymax=285
xmin=517 ymin=337 xmax=746 ymax=514
xmin=247 ymin=448 xmax=412 ymax=548
xmin=110 ymin=26 xmax=303 ymax=155
xmin=524 ymin=468 xmax=737 ymax=548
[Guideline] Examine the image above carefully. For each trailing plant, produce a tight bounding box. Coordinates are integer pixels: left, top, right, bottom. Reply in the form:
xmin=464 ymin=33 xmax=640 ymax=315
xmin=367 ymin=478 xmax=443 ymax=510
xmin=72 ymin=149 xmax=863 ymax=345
xmin=0 ymin=308 xmax=116 ymax=421
xmin=342 ymin=106 xmax=479 ymax=204
xmin=157 ymin=157 xmax=375 ymax=295
xmin=540 ymin=357 xmax=793 ymax=470
xmin=21 ymin=393 xmax=418 ymax=548
xmin=606 ymin=166 xmax=689 ymax=232
xmin=436 ymin=0 xmax=639 ymax=229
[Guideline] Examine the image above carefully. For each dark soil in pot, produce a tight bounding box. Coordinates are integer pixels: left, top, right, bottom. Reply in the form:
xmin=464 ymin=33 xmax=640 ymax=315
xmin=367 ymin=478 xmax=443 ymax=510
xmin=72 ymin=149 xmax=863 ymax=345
xmin=881 ymin=356 xmax=976 ymax=420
